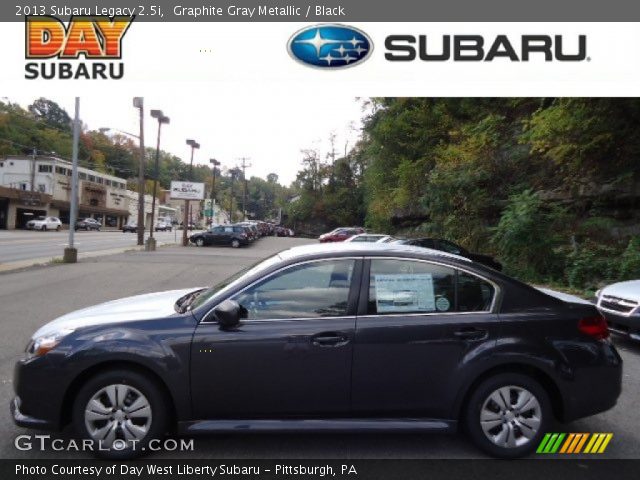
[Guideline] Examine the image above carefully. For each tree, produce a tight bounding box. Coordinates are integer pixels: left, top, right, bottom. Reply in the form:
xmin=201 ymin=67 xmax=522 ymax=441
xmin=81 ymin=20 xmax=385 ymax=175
xmin=28 ymin=98 xmax=72 ymax=132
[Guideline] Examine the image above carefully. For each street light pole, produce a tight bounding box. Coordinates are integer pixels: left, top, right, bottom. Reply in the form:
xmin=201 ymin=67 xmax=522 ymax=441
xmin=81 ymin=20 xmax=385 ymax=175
xmin=63 ymin=97 xmax=80 ymax=264
xmin=147 ymin=109 xmax=170 ymax=251
xmin=209 ymin=158 xmax=220 ymax=226
xmin=183 ymin=139 xmax=200 ymax=246
xmin=133 ymin=97 xmax=146 ymax=246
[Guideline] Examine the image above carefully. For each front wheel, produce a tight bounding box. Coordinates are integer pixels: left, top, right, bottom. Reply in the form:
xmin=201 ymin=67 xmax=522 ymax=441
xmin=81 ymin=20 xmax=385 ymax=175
xmin=464 ymin=373 xmax=551 ymax=458
xmin=72 ymin=370 xmax=168 ymax=459
xmin=41 ymin=225 xmax=47 ymax=231
xmin=195 ymin=238 xmax=204 ymax=247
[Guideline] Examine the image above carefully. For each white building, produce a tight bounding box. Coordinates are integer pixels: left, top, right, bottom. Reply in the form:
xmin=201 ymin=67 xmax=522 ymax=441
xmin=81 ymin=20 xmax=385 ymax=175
xmin=0 ymin=155 xmax=129 ymax=229
xmin=125 ymin=191 xmax=178 ymax=227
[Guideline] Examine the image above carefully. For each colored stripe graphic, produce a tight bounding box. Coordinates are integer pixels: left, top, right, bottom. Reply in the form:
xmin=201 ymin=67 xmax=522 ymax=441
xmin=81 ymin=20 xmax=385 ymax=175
xmin=537 ymin=433 xmax=612 ymax=454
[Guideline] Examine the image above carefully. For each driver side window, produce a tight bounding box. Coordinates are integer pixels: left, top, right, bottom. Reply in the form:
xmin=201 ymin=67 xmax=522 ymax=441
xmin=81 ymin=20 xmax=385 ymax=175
xmin=233 ymin=259 xmax=355 ymax=320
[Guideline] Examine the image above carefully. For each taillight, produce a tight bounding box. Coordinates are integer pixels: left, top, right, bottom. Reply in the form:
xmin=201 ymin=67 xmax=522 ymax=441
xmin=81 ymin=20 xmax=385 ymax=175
xmin=578 ymin=315 xmax=609 ymax=340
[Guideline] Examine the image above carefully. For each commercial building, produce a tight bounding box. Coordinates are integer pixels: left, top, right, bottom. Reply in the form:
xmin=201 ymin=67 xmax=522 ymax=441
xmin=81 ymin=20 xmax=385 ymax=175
xmin=0 ymin=155 xmax=129 ymax=229
xmin=125 ymin=190 xmax=178 ymax=227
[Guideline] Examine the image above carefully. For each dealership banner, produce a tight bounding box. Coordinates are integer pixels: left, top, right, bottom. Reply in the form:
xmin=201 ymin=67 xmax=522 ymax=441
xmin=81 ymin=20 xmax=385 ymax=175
xmin=170 ymin=181 xmax=205 ymax=200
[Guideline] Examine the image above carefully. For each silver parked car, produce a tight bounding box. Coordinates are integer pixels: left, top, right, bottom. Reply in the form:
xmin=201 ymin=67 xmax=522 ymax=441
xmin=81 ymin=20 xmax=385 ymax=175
xmin=596 ymin=280 xmax=640 ymax=340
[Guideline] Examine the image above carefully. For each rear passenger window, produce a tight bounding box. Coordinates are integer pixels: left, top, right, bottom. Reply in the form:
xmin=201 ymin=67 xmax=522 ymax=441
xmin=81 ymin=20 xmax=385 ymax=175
xmin=368 ymin=260 xmax=455 ymax=315
xmin=367 ymin=260 xmax=494 ymax=314
xmin=457 ymin=271 xmax=494 ymax=312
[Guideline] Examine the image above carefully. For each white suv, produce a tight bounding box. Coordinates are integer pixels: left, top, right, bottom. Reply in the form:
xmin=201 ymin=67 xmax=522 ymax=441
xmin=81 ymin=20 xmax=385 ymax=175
xmin=26 ymin=216 xmax=62 ymax=231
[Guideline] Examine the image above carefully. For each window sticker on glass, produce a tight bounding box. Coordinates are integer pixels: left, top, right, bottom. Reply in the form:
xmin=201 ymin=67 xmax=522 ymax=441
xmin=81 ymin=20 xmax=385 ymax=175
xmin=374 ymin=274 xmax=435 ymax=313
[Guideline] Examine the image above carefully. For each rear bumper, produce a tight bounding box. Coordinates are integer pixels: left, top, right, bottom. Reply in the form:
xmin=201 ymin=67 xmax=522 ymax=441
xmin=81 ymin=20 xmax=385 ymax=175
xmin=559 ymin=340 xmax=623 ymax=422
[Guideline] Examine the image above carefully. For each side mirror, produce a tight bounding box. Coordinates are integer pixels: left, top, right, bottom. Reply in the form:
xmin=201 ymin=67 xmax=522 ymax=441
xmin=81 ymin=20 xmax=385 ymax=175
xmin=214 ymin=299 xmax=245 ymax=329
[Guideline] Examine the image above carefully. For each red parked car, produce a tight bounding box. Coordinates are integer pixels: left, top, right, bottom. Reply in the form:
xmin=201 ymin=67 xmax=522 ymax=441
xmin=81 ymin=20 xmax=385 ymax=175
xmin=318 ymin=227 xmax=365 ymax=243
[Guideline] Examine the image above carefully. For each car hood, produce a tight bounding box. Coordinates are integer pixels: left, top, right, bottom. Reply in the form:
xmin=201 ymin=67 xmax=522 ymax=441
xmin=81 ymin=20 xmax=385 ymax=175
xmin=32 ymin=288 xmax=199 ymax=338
xmin=600 ymin=280 xmax=640 ymax=302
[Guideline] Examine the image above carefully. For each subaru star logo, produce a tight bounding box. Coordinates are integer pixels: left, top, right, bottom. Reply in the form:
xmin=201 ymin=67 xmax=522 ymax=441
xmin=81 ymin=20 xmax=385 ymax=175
xmin=288 ymin=24 xmax=373 ymax=69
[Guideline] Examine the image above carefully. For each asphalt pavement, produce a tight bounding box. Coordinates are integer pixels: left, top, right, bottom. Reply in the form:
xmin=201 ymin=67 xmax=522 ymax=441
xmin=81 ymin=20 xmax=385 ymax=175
xmin=0 ymin=237 xmax=638 ymax=459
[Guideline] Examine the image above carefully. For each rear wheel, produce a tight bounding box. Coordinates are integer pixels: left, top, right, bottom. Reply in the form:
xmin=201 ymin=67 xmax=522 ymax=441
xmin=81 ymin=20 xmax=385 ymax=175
xmin=56 ymin=225 xmax=61 ymax=231
xmin=72 ymin=370 xmax=168 ymax=459
xmin=464 ymin=373 xmax=550 ymax=458
xmin=231 ymin=239 xmax=240 ymax=248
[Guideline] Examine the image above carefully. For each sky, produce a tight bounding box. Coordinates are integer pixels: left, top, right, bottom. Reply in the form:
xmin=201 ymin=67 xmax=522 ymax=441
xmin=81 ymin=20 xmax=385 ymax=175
xmin=4 ymin=93 xmax=367 ymax=185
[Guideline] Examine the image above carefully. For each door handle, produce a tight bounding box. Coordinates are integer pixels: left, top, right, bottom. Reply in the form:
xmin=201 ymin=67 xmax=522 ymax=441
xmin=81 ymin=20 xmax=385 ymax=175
xmin=311 ymin=333 xmax=349 ymax=347
xmin=453 ymin=327 xmax=488 ymax=341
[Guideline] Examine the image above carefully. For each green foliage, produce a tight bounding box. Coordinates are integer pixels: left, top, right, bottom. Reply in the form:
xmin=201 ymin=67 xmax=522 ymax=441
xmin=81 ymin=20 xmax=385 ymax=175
xmin=620 ymin=237 xmax=640 ymax=280
xmin=492 ymin=190 xmax=567 ymax=280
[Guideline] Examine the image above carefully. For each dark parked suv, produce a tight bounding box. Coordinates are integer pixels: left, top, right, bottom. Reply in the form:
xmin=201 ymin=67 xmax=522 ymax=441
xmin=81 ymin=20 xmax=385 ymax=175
xmin=12 ymin=243 xmax=621 ymax=459
xmin=189 ymin=225 xmax=250 ymax=248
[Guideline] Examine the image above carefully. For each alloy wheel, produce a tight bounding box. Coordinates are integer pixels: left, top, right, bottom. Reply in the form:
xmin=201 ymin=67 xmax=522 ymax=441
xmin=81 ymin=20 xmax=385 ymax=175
xmin=84 ymin=384 xmax=152 ymax=449
xmin=479 ymin=385 xmax=542 ymax=449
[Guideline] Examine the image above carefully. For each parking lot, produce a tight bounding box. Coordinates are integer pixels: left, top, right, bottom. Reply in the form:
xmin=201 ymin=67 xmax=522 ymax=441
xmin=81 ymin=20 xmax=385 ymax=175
xmin=1 ymin=236 xmax=639 ymax=459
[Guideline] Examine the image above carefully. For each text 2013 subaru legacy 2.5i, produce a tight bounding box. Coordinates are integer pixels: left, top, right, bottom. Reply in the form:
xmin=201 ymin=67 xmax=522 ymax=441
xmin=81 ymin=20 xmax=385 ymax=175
xmin=12 ymin=243 xmax=622 ymax=459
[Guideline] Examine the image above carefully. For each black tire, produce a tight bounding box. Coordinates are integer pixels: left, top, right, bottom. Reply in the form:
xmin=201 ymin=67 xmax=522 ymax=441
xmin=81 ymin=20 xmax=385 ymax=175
xmin=56 ymin=225 xmax=61 ymax=231
xmin=231 ymin=239 xmax=240 ymax=248
xmin=196 ymin=238 xmax=204 ymax=247
xmin=42 ymin=225 xmax=47 ymax=231
xmin=464 ymin=372 xmax=551 ymax=459
xmin=72 ymin=369 xmax=168 ymax=459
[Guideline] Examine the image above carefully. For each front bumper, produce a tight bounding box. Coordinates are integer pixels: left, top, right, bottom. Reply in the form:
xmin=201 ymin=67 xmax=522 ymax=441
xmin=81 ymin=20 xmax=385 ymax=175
xmin=599 ymin=310 xmax=640 ymax=339
xmin=12 ymin=356 xmax=68 ymax=431
xmin=11 ymin=397 xmax=57 ymax=430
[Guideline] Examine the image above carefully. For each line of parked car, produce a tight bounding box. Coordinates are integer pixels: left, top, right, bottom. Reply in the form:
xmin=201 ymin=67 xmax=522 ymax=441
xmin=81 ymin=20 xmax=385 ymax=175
xmin=318 ymin=227 xmax=503 ymax=271
xmin=189 ymin=221 xmax=295 ymax=248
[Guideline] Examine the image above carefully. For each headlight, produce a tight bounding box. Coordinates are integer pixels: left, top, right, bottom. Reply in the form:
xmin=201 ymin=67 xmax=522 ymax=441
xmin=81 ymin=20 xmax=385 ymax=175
xmin=26 ymin=328 xmax=75 ymax=358
xmin=595 ymin=289 xmax=602 ymax=299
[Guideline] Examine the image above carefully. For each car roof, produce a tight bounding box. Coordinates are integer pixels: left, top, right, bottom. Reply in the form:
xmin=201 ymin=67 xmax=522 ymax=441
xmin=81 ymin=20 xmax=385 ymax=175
xmin=277 ymin=242 xmax=471 ymax=263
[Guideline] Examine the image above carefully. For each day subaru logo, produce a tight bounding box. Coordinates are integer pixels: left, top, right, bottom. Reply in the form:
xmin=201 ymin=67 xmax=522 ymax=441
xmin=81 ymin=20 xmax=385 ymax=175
xmin=288 ymin=24 xmax=373 ymax=69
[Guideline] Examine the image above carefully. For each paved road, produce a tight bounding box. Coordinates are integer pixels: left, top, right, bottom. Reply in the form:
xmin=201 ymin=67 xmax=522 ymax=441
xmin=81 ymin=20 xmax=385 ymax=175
xmin=0 ymin=237 xmax=638 ymax=459
xmin=0 ymin=229 xmax=187 ymax=264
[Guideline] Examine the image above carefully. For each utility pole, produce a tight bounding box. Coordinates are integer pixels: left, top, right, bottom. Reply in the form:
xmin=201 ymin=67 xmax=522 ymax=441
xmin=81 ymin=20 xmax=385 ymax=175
xmin=63 ymin=97 xmax=80 ymax=264
xmin=228 ymin=169 xmax=235 ymax=223
xmin=237 ymin=157 xmax=251 ymax=220
xmin=30 ymin=147 xmax=36 ymax=192
xmin=133 ymin=97 xmax=145 ymax=246
xmin=209 ymin=158 xmax=220 ymax=226
xmin=147 ymin=110 xmax=170 ymax=251
xmin=183 ymin=139 xmax=200 ymax=246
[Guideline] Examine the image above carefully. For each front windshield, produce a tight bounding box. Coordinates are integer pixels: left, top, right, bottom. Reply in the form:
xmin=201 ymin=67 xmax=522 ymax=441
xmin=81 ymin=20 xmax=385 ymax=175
xmin=189 ymin=254 xmax=282 ymax=310
xmin=35 ymin=216 xmax=46 ymax=221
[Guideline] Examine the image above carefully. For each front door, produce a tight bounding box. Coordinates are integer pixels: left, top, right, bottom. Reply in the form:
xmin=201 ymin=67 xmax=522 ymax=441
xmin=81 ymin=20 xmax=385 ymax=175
xmin=190 ymin=258 xmax=361 ymax=419
xmin=351 ymin=258 xmax=499 ymax=418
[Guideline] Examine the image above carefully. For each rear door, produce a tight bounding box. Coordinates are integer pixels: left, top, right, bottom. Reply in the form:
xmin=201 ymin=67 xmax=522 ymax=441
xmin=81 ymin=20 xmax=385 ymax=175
xmin=351 ymin=258 xmax=500 ymax=418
